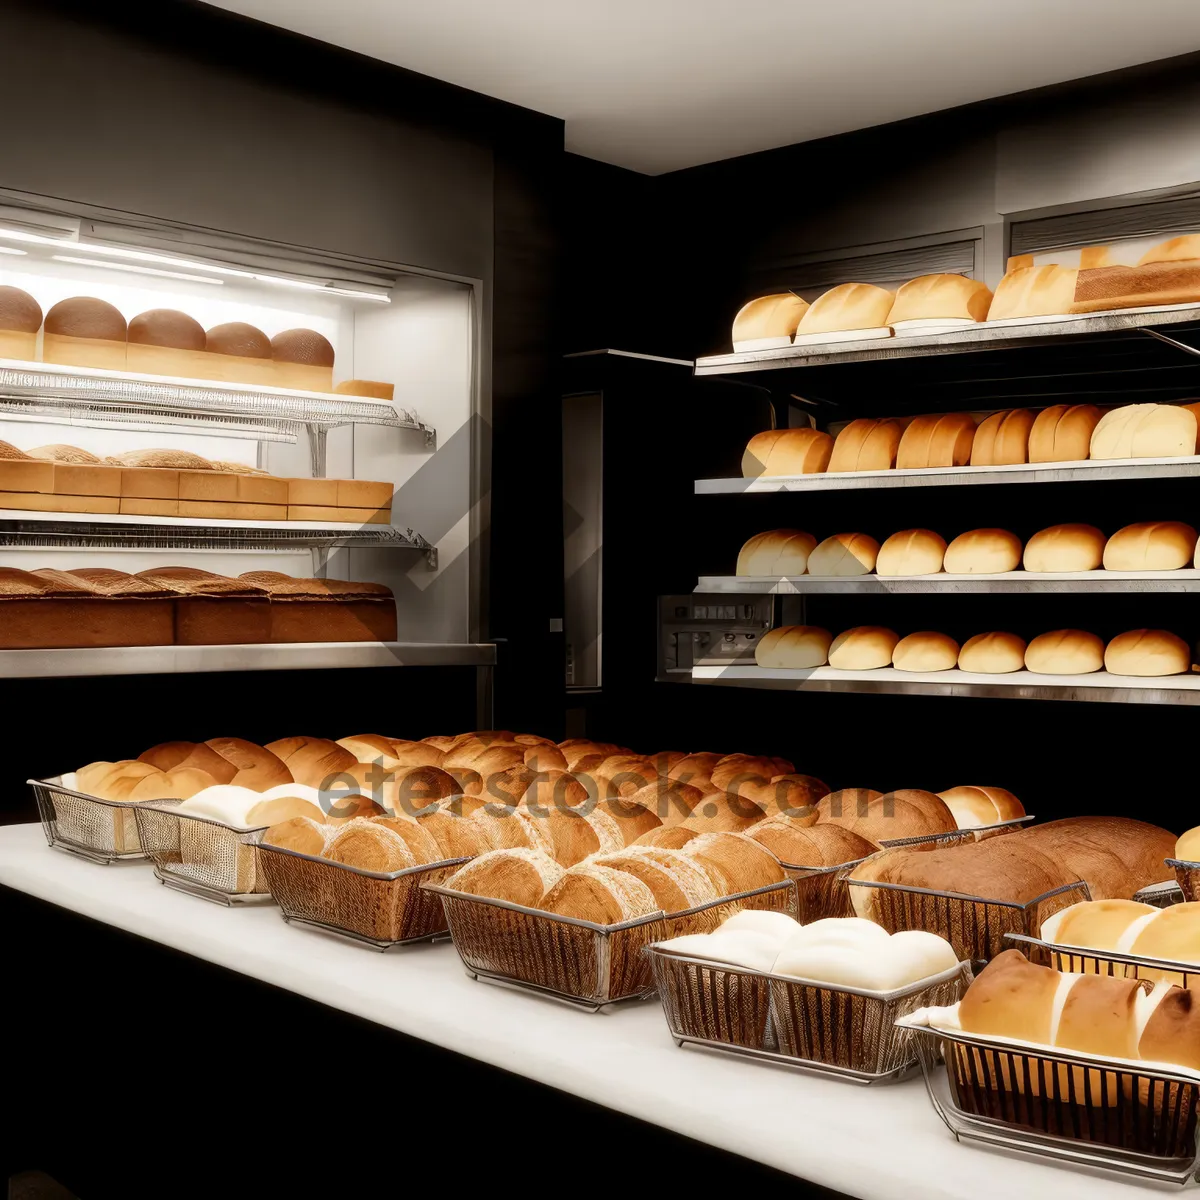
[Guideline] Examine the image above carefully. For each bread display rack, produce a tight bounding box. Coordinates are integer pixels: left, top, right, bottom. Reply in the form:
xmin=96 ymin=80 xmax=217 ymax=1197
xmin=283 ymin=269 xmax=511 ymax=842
xmin=697 ymin=569 xmax=1200 ymax=594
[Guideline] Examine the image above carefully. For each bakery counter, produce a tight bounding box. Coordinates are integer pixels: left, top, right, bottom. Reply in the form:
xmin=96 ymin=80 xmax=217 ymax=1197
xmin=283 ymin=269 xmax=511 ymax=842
xmin=0 ymin=824 xmax=1164 ymax=1200
xmin=698 ymin=570 xmax=1200 ymax=594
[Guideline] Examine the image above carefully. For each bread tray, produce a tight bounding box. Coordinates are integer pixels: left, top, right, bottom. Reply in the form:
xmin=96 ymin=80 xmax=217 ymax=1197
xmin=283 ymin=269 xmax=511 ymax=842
xmin=30 ymin=775 xmax=150 ymax=864
xmin=1005 ymin=932 xmax=1197 ymax=991
xmin=778 ymin=858 xmax=865 ymax=923
xmin=877 ymin=815 xmax=1034 ymax=849
xmin=256 ymin=842 xmax=468 ymax=949
xmin=423 ymin=878 xmax=797 ymax=1012
xmin=897 ymin=1018 xmax=1200 ymax=1184
xmin=647 ymin=946 xmax=971 ymax=1084
xmin=133 ymin=800 xmax=273 ymax=906
xmin=845 ymin=877 xmax=1090 ymax=964
xmin=1169 ymin=859 xmax=1200 ymax=904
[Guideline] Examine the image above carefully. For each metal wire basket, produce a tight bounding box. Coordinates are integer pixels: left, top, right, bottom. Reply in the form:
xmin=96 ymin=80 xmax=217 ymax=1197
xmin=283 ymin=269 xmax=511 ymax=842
xmin=845 ymin=878 xmax=1091 ymax=964
xmin=133 ymin=801 xmax=272 ymax=905
xmin=256 ymin=842 xmax=468 ymax=948
xmin=779 ymin=859 xmax=865 ymax=923
xmin=648 ymin=947 xmax=971 ymax=1083
xmin=1169 ymin=859 xmax=1200 ymax=904
xmin=1134 ymin=878 xmax=1187 ymax=909
xmin=1006 ymin=932 xmax=1197 ymax=990
xmin=877 ymin=815 xmax=1034 ymax=849
xmin=424 ymin=878 xmax=797 ymax=1011
xmin=900 ymin=1020 xmax=1200 ymax=1185
xmin=29 ymin=775 xmax=148 ymax=863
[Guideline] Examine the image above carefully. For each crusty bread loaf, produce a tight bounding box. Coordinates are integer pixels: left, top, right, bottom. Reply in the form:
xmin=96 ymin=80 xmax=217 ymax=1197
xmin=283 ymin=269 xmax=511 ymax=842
xmin=337 ymin=733 xmax=403 ymax=766
xmin=896 ymin=414 xmax=976 ymax=470
xmin=539 ymin=863 xmax=660 ymax=924
xmin=666 ymin=752 xmax=724 ymax=784
xmin=736 ymin=529 xmax=817 ymax=575
xmin=958 ymin=631 xmax=1027 ymax=673
xmin=986 ymin=265 xmax=1078 ymax=321
xmin=446 ymin=847 xmax=563 ymax=905
xmin=128 ymin=309 xmax=205 ymax=349
xmin=892 ymin=631 xmax=959 ymax=672
xmin=264 ymin=736 xmax=358 ymax=789
xmin=635 ymin=825 xmax=701 ymax=850
xmin=887 ymin=274 xmax=992 ymax=324
xmin=807 ymin=533 xmax=879 ymax=576
xmin=742 ymin=428 xmax=833 ymax=477
xmin=827 ymin=419 xmax=903 ymax=473
xmin=827 ymin=626 xmax=899 ymax=670
xmin=271 ymin=328 xmax=334 ymax=366
xmin=876 ymin=529 xmax=946 ymax=576
xmin=1025 ymin=630 xmax=1104 ymax=675
xmin=1071 ymin=255 xmax=1200 ymax=316
xmin=970 ymin=410 xmax=1034 ymax=466
xmin=149 ymin=738 xmax=290 ymax=791
xmin=206 ymin=322 xmax=270 ymax=358
xmin=1027 ymin=404 xmax=1104 ymax=463
xmin=138 ymin=741 xmax=234 ymax=781
xmin=680 ymin=791 xmax=768 ymax=835
xmin=755 ymin=625 xmax=832 ymax=669
xmin=732 ymin=774 xmax=825 ymax=822
xmin=371 ymin=815 xmax=442 ymax=864
xmin=937 ymin=786 xmax=1024 ymax=829
xmin=943 ymin=529 xmax=1022 ymax=574
xmin=1023 ymin=524 xmax=1106 ymax=572
xmin=796 ymin=283 xmax=894 ymax=335
xmin=0 ymin=285 xmax=42 ymax=334
xmin=593 ymin=796 xmax=663 ymax=844
xmin=466 ymin=807 xmax=553 ymax=856
xmin=537 ymin=806 xmax=623 ymax=867
xmin=747 ymin=817 xmax=876 ymax=866
xmin=263 ymin=815 xmax=328 ymax=856
xmin=1103 ymin=522 xmax=1197 ymax=571
xmin=593 ymin=846 xmax=719 ymax=913
xmin=624 ymin=778 xmax=704 ymax=828
xmin=415 ymin=806 xmax=497 ymax=860
xmin=45 ymin=297 xmax=126 ymax=340
xmin=826 ymin=789 xmax=957 ymax=845
xmin=731 ymin=293 xmax=809 ymax=351
xmin=324 ymin=819 xmax=415 ymax=872
xmin=1090 ymin=404 xmax=1198 ymax=459
xmin=1104 ymin=629 xmax=1191 ymax=677
xmin=683 ymin=831 xmax=787 ymax=895
xmin=709 ymin=753 xmax=794 ymax=791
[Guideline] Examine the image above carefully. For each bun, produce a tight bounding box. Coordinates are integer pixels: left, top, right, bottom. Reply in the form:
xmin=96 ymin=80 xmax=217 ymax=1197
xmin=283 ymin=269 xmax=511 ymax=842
xmin=27 ymin=444 xmax=102 ymax=465
xmin=1024 ymin=630 xmax=1104 ymax=674
xmin=731 ymin=293 xmax=808 ymax=351
xmin=887 ymin=274 xmax=992 ymax=324
xmin=970 ymin=410 xmax=1034 ymax=466
xmin=1024 ymin=525 xmax=1106 ymax=572
xmin=44 ymin=297 xmax=126 ymax=340
xmin=0 ymin=285 xmax=42 ymax=333
xmin=1028 ymin=404 xmax=1104 ymax=463
xmin=742 ymin=428 xmax=833 ymax=477
xmin=958 ymin=632 xmax=1026 ymax=674
xmin=796 ymin=283 xmax=893 ymax=335
xmin=944 ymin=528 xmax=1021 ymax=574
xmin=263 ymin=816 xmax=327 ymax=856
xmin=986 ymin=265 xmax=1078 ymax=320
xmin=807 ymin=533 xmax=879 ymax=576
xmin=324 ymin=819 xmax=415 ymax=872
xmin=593 ymin=846 xmax=719 ymax=913
xmin=937 ymin=786 xmax=1025 ymax=829
xmin=1103 ymin=522 xmax=1197 ymax=571
xmin=271 ymin=329 xmax=334 ymax=366
xmin=892 ymin=631 xmax=959 ymax=672
xmin=128 ymin=309 xmax=205 ymax=349
xmin=370 ymin=815 xmax=442 ymax=864
xmin=447 ymin=847 xmax=563 ymax=905
xmin=203 ymin=737 xmax=292 ymax=791
xmin=747 ymin=818 xmax=875 ymax=866
xmin=828 ymin=626 xmax=899 ymax=670
xmin=827 ymin=419 xmax=903 ymax=473
xmin=895 ymin=414 xmax=976 ymax=470
xmin=263 ymin=736 xmax=358 ymax=788
xmin=755 ymin=625 xmax=832 ymax=669
xmin=539 ymin=863 xmax=659 ymax=924
xmin=876 ymin=529 xmax=946 ymax=576
xmin=736 ymin=529 xmax=817 ymax=575
xmin=1090 ymin=404 xmax=1198 ymax=459
xmin=1104 ymin=629 xmax=1191 ymax=677
xmin=206 ymin=322 xmax=270 ymax=358
xmin=683 ymin=831 xmax=787 ymax=895
xmin=245 ymin=794 xmax=326 ymax=826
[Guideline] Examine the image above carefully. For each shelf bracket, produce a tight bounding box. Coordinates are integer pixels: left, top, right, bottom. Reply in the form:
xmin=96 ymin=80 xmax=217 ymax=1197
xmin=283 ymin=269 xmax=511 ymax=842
xmin=421 ymin=423 xmax=437 ymax=449
xmin=305 ymin=423 xmax=328 ymax=477
xmin=424 ymin=545 xmax=438 ymax=571
xmin=1140 ymin=328 xmax=1200 ymax=359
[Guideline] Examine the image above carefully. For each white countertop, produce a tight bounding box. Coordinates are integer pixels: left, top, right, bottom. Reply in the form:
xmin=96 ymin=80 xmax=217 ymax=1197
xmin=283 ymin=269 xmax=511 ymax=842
xmin=0 ymin=823 xmax=1174 ymax=1199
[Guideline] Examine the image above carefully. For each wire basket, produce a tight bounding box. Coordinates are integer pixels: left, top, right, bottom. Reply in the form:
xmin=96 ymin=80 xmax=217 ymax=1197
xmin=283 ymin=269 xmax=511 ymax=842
xmin=30 ymin=775 xmax=148 ymax=864
xmin=648 ymin=947 xmax=971 ymax=1082
xmin=257 ymin=843 xmax=468 ymax=948
xmin=1006 ymin=933 xmax=1197 ymax=991
xmin=845 ymin=878 xmax=1091 ymax=964
xmin=779 ymin=859 xmax=865 ymax=923
xmin=1133 ymin=878 xmax=1187 ymax=909
xmin=877 ymin=815 xmax=1034 ymax=849
xmin=1169 ymin=859 xmax=1200 ymax=904
xmin=900 ymin=1021 xmax=1200 ymax=1185
xmin=424 ymin=879 xmax=797 ymax=1011
xmin=133 ymin=801 xmax=271 ymax=905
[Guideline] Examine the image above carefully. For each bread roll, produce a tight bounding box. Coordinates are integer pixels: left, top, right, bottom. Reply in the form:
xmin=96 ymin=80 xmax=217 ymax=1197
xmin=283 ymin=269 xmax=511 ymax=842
xmin=128 ymin=308 xmax=205 ymax=349
xmin=876 ymin=529 xmax=946 ymax=575
xmin=1024 ymin=630 xmax=1104 ymax=675
xmin=557 ymin=739 xmax=625 ymax=767
xmin=731 ymin=293 xmax=808 ymax=351
xmin=460 ymin=807 xmax=553 ymax=856
xmin=937 ymin=786 xmax=1025 ymax=829
xmin=125 ymin=767 xmax=215 ymax=802
xmin=1023 ymin=524 xmax=1106 ymax=573
xmin=730 ymin=775 xmax=824 ymax=822
xmin=1090 ymin=404 xmax=1198 ymax=460
xmin=710 ymin=753 xmax=794 ymax=791
xmin=539 ymin=863 xmax=659 ymax=924
xmin=336 ymin=734 xmax=401 ymax=767
xmin=827 ymin=626 xmax=899 ymax=669
xmin=447 ymin=847 xmax=563 ymax=905
xmin=807 ymin=533 xmax=879 ymax=576
xmin=683 ymin=831 xmax=787 ymax=896
xmin=206 ymin=322 xmax=269 ymax=359
xmin=887 ymin=274 xmax=992 ymax=324
xmin=896 ymin=414 xmax=976 ymax=470
xmin=0 ymin=285 xmax=42 ymax=359
xmin=593 ymin=846 xmax=719 ymax=913
xmin=986 ymin=265 xmax=1078 ymax=321
xmin=371 ymin=815 xmax=442 ymax=864
xmin=1104 ymin=629 xmax=1191 ymax=677
xmin=324 ymin=792 xmax=386 ymax=825
xmin=1027 ymin=404 xmax=1104 ymax=463
xmin=957 ymin=631 xmax=1026 ymax=674
xmin=1103 ymin=522 xmax=1197 ymax=571
xmin=736 ymin=529 xmax=817 ymax=575
xmin=892 ymin=631 xmax=959 ymax=672
xmin=747 ymin=818 xmax=876 ymax=867
xmin=385 ymin=740 xmax=446 ymax=769
xmin=943 ymin=529 xmax=1021 ymax=574
xmin=970 ymin=410 xmax=1034 ymax=466
xmin=742 ymin=428 xmax=833 ymax=477
xmin=271 ymin=328 xmax=334 ymax=366
xmin=416 ymin=806 xmax=496 ymax=860
xmin=625 ymin=778 xmax=703 ymax=827
xmin=262 ymin=815 xmax=327 ymax=856
xmin=666 ymin=752 xmax=723 ymax=784
xmin=827 ymin=419 xmax=903 ymax=473
xmin=755 ymin=625 xmax=832 ymax=669
xmin=264 ymin=736 xmax=358 ymax=789
xmin=680 ymin=791 xmax=768 ymax=835
xmin=796 ymin=283 xmax=894 ymax=335
xmin=74 ymin=761 xmax=158 ymax=804
xmin=636 ymin=825 xmax=700 ymax=850
xmin=138 ymin=740 xmax=236 ymax=783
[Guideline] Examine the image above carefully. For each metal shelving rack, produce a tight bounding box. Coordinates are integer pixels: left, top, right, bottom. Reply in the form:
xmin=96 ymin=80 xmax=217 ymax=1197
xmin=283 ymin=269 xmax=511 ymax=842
xmin=695 ymin=570 xmax=1200 ymax=595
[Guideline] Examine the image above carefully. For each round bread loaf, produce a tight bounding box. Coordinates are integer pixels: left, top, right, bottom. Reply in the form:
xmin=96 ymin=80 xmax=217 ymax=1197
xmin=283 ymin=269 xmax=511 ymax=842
xmin=1104 ymin=629 xmax=1191 ymax=677
xmin=826 ymin=419 xmax=903 ymax=473
xmin=593 ymin=795 xmax=663 ymax=844
xmin=386 ymin=740 xmax=446 ymax=769
xmin=271 ymin=328 xmax=335 ymax=366
xmin=1027 ymin=403 xmax=1104 ymax=463
xmin=833 ymin=789 xmax=956 ymax=844
xmin=539 ymin=862 xmax=659 ymax=924
xmin=371 ymin=814 xmax=442 ymax=864
xmin=733 ymin=774 xmax=825 ymax=821
xmin=519 ymin=768 xmax=589 ymax=813
xmin=710 ymin=753 xmax=794 ymax=791
xmin=796 ymin=282 xmax=894 ymax=335
xmin=416 ymin=807 xmax=497 ymax=860
xmin=593 ymin=846 xmax=719 ymax=913
xmin=736 ymin=529 xmax=817 ymax=575
xmin=1103 ymin=522 xmax=1197 ymax=571
xmin=44 ymin=297 xmax=126 ymax=340
xmin=755 ymin=625 xmax=832 ymax=669
xmin=337 ymin=733 xmax=401 ymax=766
xmin=892 ymin=631 xmax=959 ymax=672
xmin=264 ymin=736 xmax=357 ymax=789
xmin=1025 ymin=630 xmax=1105 ymax=675
xmin=263 ymin=815 xmax=328 ymax=856
xmin=680 ymin=791 xmax=767 ymax=834
xmin=943 ymin=529 xmax=1022 ymax=574
xmin=125 ymin=766 xmax=216 ymax=802
xmin=325 ymin=792 xmax=386 ymax=825
xmin=324 ymin=819 xmax=415 ymax=872
xmin=937 ymin=786 xmax=1024 ymax=828
xmin=128 ymin=309 xmax=205 ymax=349
xmin=969 ymin=409 xmax=1034 ymax=466
xmin=635 ymin=825 xmax=700 ymax=849
xmin=731 ymin=292 xmax=808 ymax=350
xmin=741 ymin=427 xmax=833 ymax=477
xmin=666 ymin=752 xmax=723 ymax=784
xmin=683 ymin=831 xmax=787 ymax=895
xmin=244 ymin=785 xmax=327 ymax=825
xmin=807 ymin=533 xmax=879 ymax=576
xmin=958 ymin=631 xmax=1026 ymax=673
xmin=0 ymin=285 xmax=42 ymax=333
xmin=466 ymin=807 xmax=553 ymax=855
xmin=895 ymin=413 xmax=976 ymax=470
xmin=626 ymin=778 xmax=703 ymax=827
xmin=446 ymin=847 xmax=563 ymax=905
xmin=537 ymin=806 xmax=623 ymax=866
xmin=27 ymin=444 xmax=101 ymax=464
xmin=876 ymin=529 xmax=946 ymax=576
xmin=828 ymin=626 xmax=899 ymax=670
xmin=206 ymin=322 xmax=270 ymax=358
xmin=1023 ymin=524 xmax=1106 ymax=572
xmin=886 ymin=274 xmax=992 ymax=324
xmin=747 ymin=817 xmax=875 ymax=866
xmin=197 ymin=737 xmax=291 ymax=791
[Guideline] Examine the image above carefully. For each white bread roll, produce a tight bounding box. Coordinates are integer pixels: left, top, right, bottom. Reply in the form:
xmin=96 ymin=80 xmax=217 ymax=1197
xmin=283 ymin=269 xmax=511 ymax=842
xmin=658 ymin=931 xmax=781 ymax=972
xmin=1041 ymin=898 xmax=1156 ymax=950
xmin=886 ymin=274 xmax=992 ymax=324
xmin=736 ymin=529 xmax=817 ymax=575
xmin=177 ymin=784 xmax=261 ymax=826
xmin=1178 ymin=827 xmax=1200 ymax=862
xmin=795 ymin=282 xmax=893 ymax=335
xmin=892 ymin=631 xmax=959 ymax=672
xmin=1140 ymin=234 xmax=1200 ymax=265
xmin=1126 ymin=903 xmax=1200 ymax=970
xmin=755 ymin=625 xmax=832 ymax=669
xmin=1103 ymin=522 xmax=1197 ymax=571
xmin=719 ymin=909 xmax=800 ymax=942
xmin=807 ymin=533 xmax=879 ymax=576
xmin=896 ymin=413 xmax=976 ymax=470
xmin=827 ymin=419 xmax=903 ymax=473
xmin=1090 ymin=404 xmax=1198 ymax=460
xmin=773 ymin=923 xmax=956 ymax=991
xmin=732 ymin=293 xmax=808 ymax=351
xmin=742 ymin=427 xmax=833 ymax=477
xmin=970 ymin=410 xmax=1034 ymax=466
xmin=1025 ymin=630 xmax=1105 ymax=675
xmin=1023 ymin=524 xmax=1106 ymax=572
xmin=986 ymin=265 xmax=1078 ymax=321
xmin=958 ymin=632 xmax=1027 ymax=674
xmin=876 ymin=529 xmax=946 ymax=576
xmin=943 ymin=529 xmax=1022 ymax=574
xmin=1028 ymin=404 xmax=1104 ymax=463
xmin=1104 ymin=629 xmax=1191 ymax=677
xmin=937 ymin=786 xmax=1025 ymax=829
xmin=828 ymin=626 xmax=899 ymax=670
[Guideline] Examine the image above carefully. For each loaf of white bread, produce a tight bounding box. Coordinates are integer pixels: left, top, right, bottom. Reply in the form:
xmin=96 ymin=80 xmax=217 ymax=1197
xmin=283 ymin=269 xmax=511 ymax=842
xmin=732 ymin=293 xmax=809 ymax=352
xmin=1103 ymin=522 xmax=1197 ymax=571
xmin=1027 ymin=404 xmax=1104 ymax=463
xmin=987 ymin=263 xmax=1079 ymax=321
xmin=795 ymin=283 xmax=893 ymax=337
xmin=807 ymin=533 xmax=879 ymax=576
xmin=958 ymin=631 xmax=1027 ymax=673
xmin=970 ymin=410 xmax=1033 ymax=466
xmin=827 ymin=419 xmax=903 ymax=473
xmin=886 ymin=275 xmax=992 ymax=325
xmin=896 ymin=413 xmax=976 ymax=469
xmin=1024 ymin=525 xmax=1106 ymax=573
xmin=742 ymin=428 xmax=833 ymax=476
xmin=1090 ymin=403 xmax=1199 ymax=459
xmin=736 ymin=529 xmax=817 ymax=575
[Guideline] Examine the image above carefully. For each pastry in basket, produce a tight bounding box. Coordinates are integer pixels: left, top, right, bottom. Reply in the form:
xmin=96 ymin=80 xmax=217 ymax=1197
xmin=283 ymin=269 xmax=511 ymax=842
xmin=264 ymin=736 xmax=357 ymax=788
xmin=446 ymin=848 xmax=565 ymax=906
xmin=624 ymin=776 xmax=704 ymax=827
xmin=592 ymin=846 xmax=720 ymax=914
xmin=539 ymin=863 xmax=660 ymax=923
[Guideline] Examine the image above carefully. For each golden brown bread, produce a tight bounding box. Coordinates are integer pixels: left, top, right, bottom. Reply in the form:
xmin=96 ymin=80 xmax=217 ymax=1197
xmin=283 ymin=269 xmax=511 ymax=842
xmin=262 ymin=816 xmax=328 ymax=856
xmin=826 ymin=789 xmax=957 ymax=844
xmin=680 ymin=791 xmax=768 ymax=835
xmin=593 ymin=795 xmax=663 ymax=844
xmin=271 ymin=328 xmax=334 ymax=366
xmin=683 ymin=831 xmax=787 ymax=896
xmin=263 ymin=736 xmax=358 ymax=789
xmin=415 ymin=805 xmax=497 ymax=860
xmin=536 ymin=806 xmax=623 ymax=867
xmin=1140 ymin=988 xmax=1200 ymax=1070
xmin=709 ymin=753 xmax=794 ymax=790
xmin=244 ymin=795 xmax=327 ymax=827
xmin=593 ymin=846 xmax=720 ymax=913
xmin=969 ymin=409 xmax=1034 ymax=466
xmin=896 ymin=413 xmax=976 ymax=469
xmin=958 ymin=950 xmax=1062 ymax=1044
xmin=128 ymin=309 xmax=205 ymax=349
xmin=826 ymin=419 xmax=903 ymax=473
xmin=538 ymin=863 xmax=659 ymax=924
xmin=1027 ymin=404 xmax=1104 ymax=463
xmin=386 ymin=740 xmax=447 ymax=769
xmin=741 ymin=428 xmax=833 ymax=477
xmin=747 ymin=817 xmax=876 ymax=866
xmin=206 ymin=322 xmax=270 ymax=358
xmin=370 ymin=815 xmax=442 ymax=864
xmin=635 ymin=825 xmax=700 ymax=850
xmin=324 ymin=819 xmax=415 ymax=872
xmin=446 ymin=847 xmax=563 ymax=905
xmin=44 ymin=297 xmax=126 ymax=340
xmin=0 ymin=285 xmax=42 ymax=333
xmin=203 ymin=738 xmax=292 ymax=791
xmin=27 ymin=444 xmax=102 ymax=465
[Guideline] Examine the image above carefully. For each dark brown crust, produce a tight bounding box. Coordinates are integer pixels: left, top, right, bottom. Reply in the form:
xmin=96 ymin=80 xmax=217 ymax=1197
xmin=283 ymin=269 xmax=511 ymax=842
xmin=44 ymin=297 xmax=127 ymax=340
xmin=0 ymin=286 xmax=43 ymax=333
xmin=128 ymin=309 xmax=206 ymax=350
xmin=206 ymin=322 xmax=270 ymax=358
xmin=270 ymin=328 xmax=334 ymax=366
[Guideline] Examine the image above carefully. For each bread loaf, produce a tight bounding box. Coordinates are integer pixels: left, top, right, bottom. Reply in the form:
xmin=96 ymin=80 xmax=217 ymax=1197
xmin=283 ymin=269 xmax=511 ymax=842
xmin=271 ymin=328 xmax=335 ymax=391
xmin=336 ymin=734 xmax=401 ymax=766
xmin=680 ymin=791 xmax=767 ymax=834
xmin=736 ymin=529 xmax=817 ymax=575
xmin=416 ymin=806 xmax=497 ymax=860
xmin=1104 ymin=629 xmax=1191 ymax=677
xmin=0 ymin=285 xmax=42 ymax=359
xmin=263 ymin=815 xmax=328 ymax=856
xmin=264 ymin=736 xmax=357 ymax=789
xmin=625 ymin=778 xmax=703 ymax=828
xmin=827 ymin=419 xmax=903 ymax=473
xmin=1141 ymin=235 xmax=1200 ymax=266
xmin=755 ymin=625 xmax=832 ymax=669
xmin=593 ymin=796 xmax=664 ymax=844
xmin=807 ymin=533 xmax=879 ymax=576
xmin=892 ymin=631 xmax=959 ymax=672
xmin=206 ymin=322 xmax=269 ymax=359
xmin=635 ymin=825 xmax=700 ymax=850
xmin=1071 ymin=254 xmax=1200 ymax=316
xmin=371 ymin=815 xmax=442 ymax=864
xmin=825 ymin=789 xmax=957 ymax=845
xmin=876 ymin=529 xmax=946 ymax=575
xmin=958 ymin=631 xmax=1026 ymax=673
xmin=896 ymin=414 xmax=976 ymax=470
xmin=1090 ymin=404 xmax=1198 ymax=460
xmin=970 ymin=410 xmax=1034 ymax=466
xmin=814 ymin=788 xmax=881 ymax=824
xmin=887 ymin=274 xmax=992 ymax=325
xmin=538 ymin=806 xmax=623 ymax=867
xmin=244 ymin=792 xmax=327 ymax=827
xmin=539 ymin=863 xmax=660 ymax=924
xmin=828 ymin=626 xmax=899 ymax=670
xmin=742 ymin=428 xmax=833 ymax=477
xmin=333 ymin=379 xmax=394 ymax=401
xmin=747 ymin=818 xmax=876 ymax=866
xmin=986 ymin=265 xmax=1078 ymax=321
xmin=709 ymin=753 xmax=794 ymax=791
xmin=731 ymin=293 xmax=809 ymax=351
xmin=593 ymin=846 xmax=719 ymax=913
xmin=683 ymin=831 xmax=787 ymax=895
xmin=446 ymin=847 xmax=563 ymax=905
xmin=1025 ymin=630 xmax=1104 ymax=674
xmin=796 ymin=283 xmax=894 ymax=335
xmin=943 ymin=529 xmax=1022 ymax=574
xmin=43 ymin=298 xmax=127 ymax=369
xmin=1024 ymin=525 xmax=1106 ymax=572
xmin=1027 ymin=404 xmax=1104 ymax=463
xmin=937 ymin=786 xmax=1025 ymax=829
xmin=1103 ymin=522 xmax=1197 ymax=571
xmin=27 ymin=444 xmax=101 ymax=465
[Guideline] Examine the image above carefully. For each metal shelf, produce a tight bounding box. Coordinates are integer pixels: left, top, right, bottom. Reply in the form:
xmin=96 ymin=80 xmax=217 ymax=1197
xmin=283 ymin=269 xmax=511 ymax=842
xmin=0 ymin=641 xmax=496 ymax=679
xmin=691 ymin=664 xmax=1200 ymax=706
xmin=696 ymin=456 xmax=1200 ymax=494
xmin=697 ymin=570 xmax=1200 ymax=595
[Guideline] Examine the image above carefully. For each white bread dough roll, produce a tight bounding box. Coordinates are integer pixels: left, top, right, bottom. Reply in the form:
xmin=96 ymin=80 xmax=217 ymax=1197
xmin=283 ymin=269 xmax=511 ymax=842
xmin=177 ymin=784 xmax=261 ymax=825
xmin=719 ymin=910 xmax=800 ymax=943
xmin=944 ymin=529 xmax=1022 ymax=574
xmin=1024 ymin=524 xmax=1106 ymax=572
xmin=807 ymin=533 xmax=879 ymax=576
xmin=876 ymin=529 xmax=946 ymax=576
xmin=892 ymin=632 xmax=959 ymax=672
xmin=958 ymin=632 xmax=1026 ymax=673
xmin=755 ymin=625 xmax=832 ymax=669
xmin=828 ymin=626 xmax=899 ymax=670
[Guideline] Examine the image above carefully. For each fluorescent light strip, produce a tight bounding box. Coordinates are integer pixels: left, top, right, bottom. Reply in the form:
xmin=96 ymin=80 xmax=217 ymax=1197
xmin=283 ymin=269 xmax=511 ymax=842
xmin=0 ymin=226 xmax=389 ymax=302
xmin=0 ymin=246 xmax=27 ymax=256
xmin=51 ymin=255 xmax=224 ymax=285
